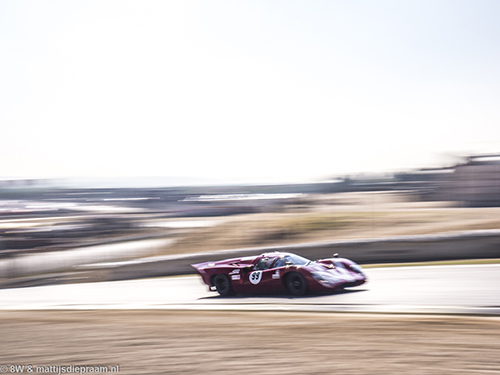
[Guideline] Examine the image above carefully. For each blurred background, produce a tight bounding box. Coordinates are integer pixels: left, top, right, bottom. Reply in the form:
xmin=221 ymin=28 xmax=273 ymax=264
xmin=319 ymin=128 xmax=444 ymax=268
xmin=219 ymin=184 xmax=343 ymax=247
xmin=2 ymin=3 xmax=500 ymax=374
xmin=1 ymin=0 xmax=500 ymax=285
xmin=1 ymin=153 xmax=500 ymax=286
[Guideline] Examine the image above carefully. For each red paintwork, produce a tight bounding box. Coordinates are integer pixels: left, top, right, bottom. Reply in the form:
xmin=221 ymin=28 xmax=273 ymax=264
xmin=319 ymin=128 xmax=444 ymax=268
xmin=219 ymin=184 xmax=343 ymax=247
xmin=191 ymin=252 xmax=367 ymax=296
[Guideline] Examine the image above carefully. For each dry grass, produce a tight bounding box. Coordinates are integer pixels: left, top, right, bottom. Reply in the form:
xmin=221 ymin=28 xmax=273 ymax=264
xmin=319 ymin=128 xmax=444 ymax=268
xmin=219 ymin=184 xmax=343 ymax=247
xmin=161 ymin=192 xmax=500 ymax=255
xmin=1 ymin=310 xmax=499 ymax=375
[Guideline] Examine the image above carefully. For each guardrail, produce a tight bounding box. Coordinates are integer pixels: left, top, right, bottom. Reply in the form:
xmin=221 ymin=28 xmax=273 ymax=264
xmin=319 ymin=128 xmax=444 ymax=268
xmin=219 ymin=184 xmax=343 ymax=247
xmin=87 ymin=229 xmax=500 ymax=281
xmin=1 ymin=230 xmax=500 ymax=286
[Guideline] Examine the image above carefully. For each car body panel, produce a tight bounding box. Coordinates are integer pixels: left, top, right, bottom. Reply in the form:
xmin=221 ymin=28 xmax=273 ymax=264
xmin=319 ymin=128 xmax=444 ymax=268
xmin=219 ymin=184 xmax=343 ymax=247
xmin=192 ymin=252 xmax=367 ymax=296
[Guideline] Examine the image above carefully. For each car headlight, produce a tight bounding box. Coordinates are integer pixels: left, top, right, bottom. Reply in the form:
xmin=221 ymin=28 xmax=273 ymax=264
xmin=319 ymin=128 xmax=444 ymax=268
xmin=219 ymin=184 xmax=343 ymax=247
xmin=349 ymin=264 xmax=365 ymax=275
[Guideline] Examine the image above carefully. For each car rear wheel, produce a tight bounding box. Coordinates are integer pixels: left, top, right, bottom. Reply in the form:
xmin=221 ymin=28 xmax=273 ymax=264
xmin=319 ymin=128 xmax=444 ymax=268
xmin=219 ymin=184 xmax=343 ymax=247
xmin=286 ymin=272 xmax=307 ymax=296
xmin=213 ymin=274 xmax=234 ymax=297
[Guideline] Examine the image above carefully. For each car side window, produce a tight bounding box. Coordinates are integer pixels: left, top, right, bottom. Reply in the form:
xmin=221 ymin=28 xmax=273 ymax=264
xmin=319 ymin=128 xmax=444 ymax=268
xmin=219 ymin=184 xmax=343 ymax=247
xmin=273 ymin=257 xmax=286 ymax=268
xmin=255 ymin=257 xmax=277 ymax=270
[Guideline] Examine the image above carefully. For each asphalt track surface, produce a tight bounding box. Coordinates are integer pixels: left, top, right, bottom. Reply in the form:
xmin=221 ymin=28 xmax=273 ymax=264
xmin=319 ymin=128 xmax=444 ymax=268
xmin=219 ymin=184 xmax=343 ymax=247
xmin=1 ymin=264 xmax=500 ymax=315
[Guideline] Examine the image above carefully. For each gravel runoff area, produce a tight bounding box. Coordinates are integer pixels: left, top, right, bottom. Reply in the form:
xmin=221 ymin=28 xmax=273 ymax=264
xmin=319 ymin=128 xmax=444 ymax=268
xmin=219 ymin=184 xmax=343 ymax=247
xmin=1 ymin=310 xmax=500 ymax=375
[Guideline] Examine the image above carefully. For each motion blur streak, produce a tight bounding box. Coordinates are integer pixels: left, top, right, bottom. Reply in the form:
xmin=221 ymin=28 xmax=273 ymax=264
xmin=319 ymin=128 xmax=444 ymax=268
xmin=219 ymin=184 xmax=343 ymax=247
xmin=1 ymin=154 xmax=500 ymax=286
xmin=1 ymin=310 xmax=499 ymax=375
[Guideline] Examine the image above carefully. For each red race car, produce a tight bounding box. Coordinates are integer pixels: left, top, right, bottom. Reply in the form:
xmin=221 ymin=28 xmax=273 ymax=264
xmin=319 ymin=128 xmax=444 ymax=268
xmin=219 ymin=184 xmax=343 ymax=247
xmin=192 ymin=252 xmax=366 ymax=296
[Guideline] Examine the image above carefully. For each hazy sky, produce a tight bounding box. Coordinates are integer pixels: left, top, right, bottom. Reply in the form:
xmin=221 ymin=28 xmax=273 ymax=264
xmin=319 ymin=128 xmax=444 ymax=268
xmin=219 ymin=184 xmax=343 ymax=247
xmin=1 ymin=1 xmax=500 ymax=183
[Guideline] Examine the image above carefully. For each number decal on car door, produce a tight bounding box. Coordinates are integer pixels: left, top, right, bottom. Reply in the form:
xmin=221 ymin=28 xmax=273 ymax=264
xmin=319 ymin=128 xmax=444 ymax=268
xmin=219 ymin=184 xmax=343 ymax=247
xmin=249 ymin=271 xmax=262 ymax=285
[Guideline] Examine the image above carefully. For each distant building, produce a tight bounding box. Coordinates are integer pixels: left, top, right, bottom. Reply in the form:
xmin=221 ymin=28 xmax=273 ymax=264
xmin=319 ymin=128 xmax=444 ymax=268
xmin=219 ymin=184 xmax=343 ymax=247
xmin=434 ymin=154 xmax=500 ymax=207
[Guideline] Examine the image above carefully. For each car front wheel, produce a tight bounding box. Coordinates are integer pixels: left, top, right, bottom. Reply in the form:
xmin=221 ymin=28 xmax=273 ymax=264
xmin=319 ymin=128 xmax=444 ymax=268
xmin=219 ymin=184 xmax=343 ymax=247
xmin=286 ymin=272 xmax=307 ymax=296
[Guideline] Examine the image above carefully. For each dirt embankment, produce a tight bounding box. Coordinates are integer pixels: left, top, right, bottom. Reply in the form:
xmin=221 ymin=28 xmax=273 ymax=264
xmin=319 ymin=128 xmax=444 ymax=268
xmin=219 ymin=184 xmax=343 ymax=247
xmin=162 ymin=193 xmax=500 ymax=256
xmin=1 ymin=310 xmax=499 ymax=375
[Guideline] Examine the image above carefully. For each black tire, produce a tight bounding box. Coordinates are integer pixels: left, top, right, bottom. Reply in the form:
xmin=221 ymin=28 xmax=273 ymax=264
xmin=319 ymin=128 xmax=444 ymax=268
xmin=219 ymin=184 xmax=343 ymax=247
xmin=286 ymin=272 xmax=307 ymax=296
xmin=213 ymin=274 xmax=234 ymax=297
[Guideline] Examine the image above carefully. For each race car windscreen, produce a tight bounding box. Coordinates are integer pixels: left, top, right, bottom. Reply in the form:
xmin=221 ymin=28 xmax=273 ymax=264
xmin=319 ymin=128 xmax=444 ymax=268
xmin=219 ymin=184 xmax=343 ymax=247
xmin=283 ymin=254 xmax=311 ymax=266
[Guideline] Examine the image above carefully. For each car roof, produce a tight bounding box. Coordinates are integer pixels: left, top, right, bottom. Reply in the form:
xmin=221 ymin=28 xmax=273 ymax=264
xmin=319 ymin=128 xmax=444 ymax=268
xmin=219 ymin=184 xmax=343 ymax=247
xmin=259 ymin=251 xmax=292 ymax=258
